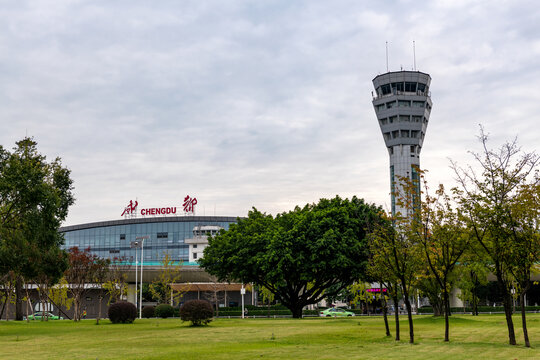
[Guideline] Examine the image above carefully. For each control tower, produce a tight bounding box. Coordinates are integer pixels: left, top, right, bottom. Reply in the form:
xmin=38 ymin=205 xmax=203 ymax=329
xmin=371 ymin=71 xmax=432 ymax=216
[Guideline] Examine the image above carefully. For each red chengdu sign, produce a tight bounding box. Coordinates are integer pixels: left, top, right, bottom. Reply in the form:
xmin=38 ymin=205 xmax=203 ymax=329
xmin=121 ymin=196 xmax=197 ymax=217
xmin=141 ymin=207 xmax=177 ymax=216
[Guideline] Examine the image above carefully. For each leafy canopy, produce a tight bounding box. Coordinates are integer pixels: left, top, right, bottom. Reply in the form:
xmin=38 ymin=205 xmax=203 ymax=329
xmin=200 ymin=196 xmax=383 ymax=317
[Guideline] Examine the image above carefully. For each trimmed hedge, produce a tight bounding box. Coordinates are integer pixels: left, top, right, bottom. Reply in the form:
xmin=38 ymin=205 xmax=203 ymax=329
xmin=108 ymin=301 xmax=137 ymax=324
xmin=179 ymin=300 xmax=213 ymax=326
xmin=155 ymin=304 xmax=175 ymax=318
xmin=417 ymin=305 xmax=540 ymax=314
xmin=142 ymin=306 xmax=155 ymax=318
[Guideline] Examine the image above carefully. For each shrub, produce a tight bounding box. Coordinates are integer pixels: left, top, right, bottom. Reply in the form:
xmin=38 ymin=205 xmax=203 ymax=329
xmin=142 ymin=306 xmax=155 ymax=318
xmin=155 ymin=304 xmax=175 ymax=318
xmin=108 ymin=301 xmax=137 ymax=324
xmin=179 ymin=300 xmax=213 ymax=326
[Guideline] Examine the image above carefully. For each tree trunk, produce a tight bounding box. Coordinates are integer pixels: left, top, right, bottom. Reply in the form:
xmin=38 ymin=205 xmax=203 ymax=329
xmin=472 ymin=271 xmax=479 ymax=316
xmin=15 ymin=277 xmax=23 ymax=321
xmin=381 ymin=294 xmax=391 ymax=337
xmin=520 ymin=293 xmax=530 ymax=348
xmin=0 ymin=289 xmax=7 ymax=319
xmin=73 ymin=296 xmax=80 ymax=322
xmin=392 ymin=295 xmax=400 ymax=341
xmin=403 ymin=295 xmax=414 ymax=344
xmin=443 ymin=288 xmax=450 ymax=342
xmin=97 ymin=292 xmax=102 ymax=325
xmin=24 ymin=286 xmax=32 ymax=323
xmin=498 ymin=276 xmax=516 ymax=345
xmin=291 ymin=305 xmax=303 ymax=319
xmin=45 ymin=294 xmax=71 ymax=320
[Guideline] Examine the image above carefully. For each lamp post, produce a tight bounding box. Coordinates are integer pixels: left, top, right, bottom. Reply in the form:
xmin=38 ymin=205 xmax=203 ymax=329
xmin=130 ymin=240 xmax=141 ymax=308
xmin=133 ymin=236 xmax=148 ymax=319
xmin=241 ymin=284 xmax=245 ymax=319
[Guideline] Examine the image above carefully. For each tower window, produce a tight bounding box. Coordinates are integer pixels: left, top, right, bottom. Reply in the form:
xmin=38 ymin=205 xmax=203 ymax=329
xmin=381 ymin=84 xmax=391 ymax=95
xmin=417 ymin=83 xmax=426 ymax=92
xmin=386 ymin=101 xmax=396 ymax=109
xmin=412 ymin=116 xmax=421 ymax=122
xmin=412 ymin=101 xmax=425 ymax=108
xmin=376 ymin=104 xmax=385 ymax=112
xmin=391 ymin=82 xmax=404 ymax=92
xmin=399 ymin=115 xmax=410 ymax=122
xmin=398 ymin=100 xmax=410 ymax=107
xmin=389 ymin=116 xmax=396 ymax=123
xmin=405 ymin=82 xmax=417 ymax=92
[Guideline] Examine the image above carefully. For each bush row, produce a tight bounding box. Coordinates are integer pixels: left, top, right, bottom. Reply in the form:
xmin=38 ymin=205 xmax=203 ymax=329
xmin=417 ymin=305 xmax=540 ymax=314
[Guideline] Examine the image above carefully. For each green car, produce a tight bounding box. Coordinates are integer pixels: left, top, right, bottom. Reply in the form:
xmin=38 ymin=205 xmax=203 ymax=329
xmin=24 ymin=312 xmax=63 ymax=320
xmin=319 ymin=308 xmax=355 ymax=317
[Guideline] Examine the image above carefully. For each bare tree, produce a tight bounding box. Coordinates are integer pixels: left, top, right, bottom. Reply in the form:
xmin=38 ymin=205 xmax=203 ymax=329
xmin=203 ymin=283 xmax=226 ymax=316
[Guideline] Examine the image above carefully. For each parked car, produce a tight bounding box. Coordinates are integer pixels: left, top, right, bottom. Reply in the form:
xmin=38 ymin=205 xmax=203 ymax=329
xmin=319 ymin=308 xmax=355 ymax=317
xmin=24 ymin=312 xmax=63 ymax=320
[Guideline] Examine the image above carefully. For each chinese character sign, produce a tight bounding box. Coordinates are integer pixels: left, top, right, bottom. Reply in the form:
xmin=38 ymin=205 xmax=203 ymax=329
xmin=183 ymin=195 xmax=197 ymax=213
xmin=121 ymin=200 xmax=138 ymax=217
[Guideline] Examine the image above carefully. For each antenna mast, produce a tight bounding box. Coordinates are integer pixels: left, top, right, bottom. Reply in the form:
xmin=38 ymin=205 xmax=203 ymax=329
xmin=413 ymin=40 xmax=416 ymax=71
xmin=385 ymin=41 xmax=389 ymax=72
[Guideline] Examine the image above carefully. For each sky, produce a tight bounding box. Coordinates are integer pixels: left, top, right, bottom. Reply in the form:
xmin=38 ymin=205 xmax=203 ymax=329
xmin=1 ymin=0 xmax=539 ymax=226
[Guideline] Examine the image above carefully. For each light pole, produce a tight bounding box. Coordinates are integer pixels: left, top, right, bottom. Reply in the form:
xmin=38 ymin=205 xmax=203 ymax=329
xmin=130 ymin=240 xmax=141 ymax=307
xmin=136 ymin=236 xmax=148 ymax=319
xmin=241 ymin=284 xmax=245 ymax=319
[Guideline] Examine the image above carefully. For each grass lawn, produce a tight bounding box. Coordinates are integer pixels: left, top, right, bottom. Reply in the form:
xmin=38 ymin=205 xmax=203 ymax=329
xmin=1 ymin=314 xmax=539 ymax=359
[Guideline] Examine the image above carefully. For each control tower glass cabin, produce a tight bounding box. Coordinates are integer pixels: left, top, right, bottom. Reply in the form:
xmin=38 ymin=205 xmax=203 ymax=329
xmin=371 ymin=71 xmax=432 ymax=217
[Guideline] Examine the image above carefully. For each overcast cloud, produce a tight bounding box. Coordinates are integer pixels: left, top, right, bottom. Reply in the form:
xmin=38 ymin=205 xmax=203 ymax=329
xmin=1 ymin=0 xmax=539 ymax=226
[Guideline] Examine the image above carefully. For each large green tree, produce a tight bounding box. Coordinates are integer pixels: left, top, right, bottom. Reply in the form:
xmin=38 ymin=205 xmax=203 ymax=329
xmin=200 ymin=196 xmax=383 ymax=318
xmin=0 ymin=138 xmax=74 ymax=320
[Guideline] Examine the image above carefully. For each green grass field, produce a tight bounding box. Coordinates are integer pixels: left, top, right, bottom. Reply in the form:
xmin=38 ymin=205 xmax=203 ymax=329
xmin=1 ymin=314 xmax=539 ymax=359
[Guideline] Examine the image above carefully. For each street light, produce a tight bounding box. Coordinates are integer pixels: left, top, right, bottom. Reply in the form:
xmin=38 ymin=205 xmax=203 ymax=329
xmin=130 ymin=240 xmax=141 ymax=308
xmin=132 ymin=236 xmax=148 ymax=319
xmin=241 ymin=284 xmax=246 ymax=319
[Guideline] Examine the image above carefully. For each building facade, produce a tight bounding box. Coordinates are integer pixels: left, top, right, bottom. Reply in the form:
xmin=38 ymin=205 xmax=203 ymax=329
xmin=371 ymin=71 xmax=432 ymax=216
xmin=60 ymin=216 xmax=236 ymax=265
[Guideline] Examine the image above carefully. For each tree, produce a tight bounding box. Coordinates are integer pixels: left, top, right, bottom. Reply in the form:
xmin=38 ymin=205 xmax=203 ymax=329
xmin=0 ymin=137 xmax=74 ymax=320
xmin=64 ymin=247 xmax=106 ymax=321
xmin=48 ymin=277 xmax=74 ymax=319
xmin=203 ymin=282 xmax=226 ymax=316
xmin=102 ymin=257 xmax=130 ymax=305
xmin=259 ymin=286 xmax=275 ymax=317
xmin=34 ymin=247 xmax=69 ymax=321
xmin=149 ymin=252 xmax=183 ymax=305
xmin=451 ymin=128 xmax=539 ymax=346
xmin=407 ymin=173 xmax=469 ymax=342
xmin=200 ymin=196 xmax=383 ymax=318
xmin=369 ymin=212 xmax=420 ymax=343
xmin=93 ymin=258 xmax=110 ymax=324
xmin=455 ymin=261 xmax=489 ymax=316
xmin=506 ymin=177 xmax=540 ymax=347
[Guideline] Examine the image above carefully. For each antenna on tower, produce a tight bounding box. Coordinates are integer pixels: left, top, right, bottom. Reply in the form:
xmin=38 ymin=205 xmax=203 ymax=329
xmin=385 ymin=41 xmax=389 ymax=72
xmin=413 ymin=40 xmax=417 ymax=71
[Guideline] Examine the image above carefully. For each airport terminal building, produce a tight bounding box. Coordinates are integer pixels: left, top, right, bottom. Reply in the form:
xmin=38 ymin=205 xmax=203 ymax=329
xmin=60 ymin=215 xmax=237 ymax=266
xmin=52 ymin=198 xmax=255 ymax=317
